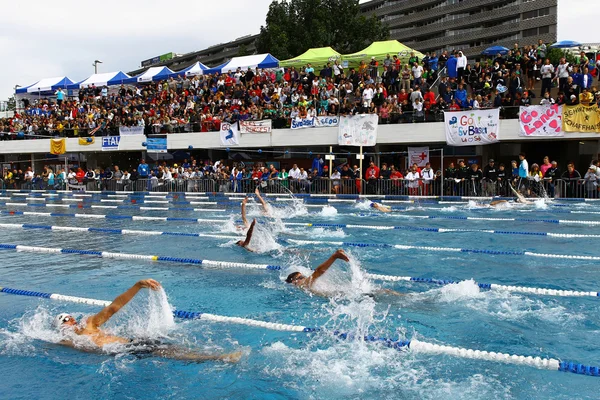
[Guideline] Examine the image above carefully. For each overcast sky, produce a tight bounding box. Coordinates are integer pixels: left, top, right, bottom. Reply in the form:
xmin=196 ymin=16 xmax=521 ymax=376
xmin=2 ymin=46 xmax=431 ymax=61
xmin=3 ymin=0 xmax=596 ymax=100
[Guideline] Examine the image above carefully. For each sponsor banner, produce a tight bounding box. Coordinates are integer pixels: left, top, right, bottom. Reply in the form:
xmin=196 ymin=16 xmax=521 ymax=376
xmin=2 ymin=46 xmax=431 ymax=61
xmin=444 ymin=109 xmax=500 ymax=146
xmin=562 ymin=104 xmax=600 ymax=133
xmin=119 ymin=126 xmax=145 ymax=136
xmin=519 ymin=105 xmax=564 ymax=136
xmin=50 ymin=138 xmax=66 ymax=155
xmin=220 ymin=122 xmax=240 ymax=146
xmin=338 ymin=114 xmax=378 ymax=147
xmin=26 ymin=108 xmax=52 ymax=117
xmin=146 ymin=137 xmax=167 ymax=153
xmin=78 ymin=137 xmax=95 ymax=146
xmin=408 ymin=147 xmax=430 ymax=167
xmin=317 ymin=116 xmax=339 ymax=127
xmin=291 ymin=117 xmax=317 ymax=130
xmin=240 ymin=120 xmax=272 ymax=134
xmin=101 ymin=136 xmax=121 ymax=151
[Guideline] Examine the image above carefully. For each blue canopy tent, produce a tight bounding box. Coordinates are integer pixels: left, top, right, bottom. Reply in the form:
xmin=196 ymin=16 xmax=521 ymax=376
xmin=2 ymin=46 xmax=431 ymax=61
xmin=16 ymin=76 xmax=76 ymax=94
xmin=65 ymin=71 xmax=131 ymax=90
xmin=550 ymin=40 xmax=582 ymax=48
xmin=481 ymin=46 xmax=509 ymax=56
xmin=122 ymin=66 xmax=175 ymax=84
xmin=174 ymin=61 xmax=208 ymax=77
xmin=205 ymin=53 xmax=279 ymax=74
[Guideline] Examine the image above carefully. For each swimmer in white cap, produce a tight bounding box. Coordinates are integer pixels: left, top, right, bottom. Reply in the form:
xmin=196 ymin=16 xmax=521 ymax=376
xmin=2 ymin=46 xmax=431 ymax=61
xmin=54 ymin=279 xmax=241 ymax=362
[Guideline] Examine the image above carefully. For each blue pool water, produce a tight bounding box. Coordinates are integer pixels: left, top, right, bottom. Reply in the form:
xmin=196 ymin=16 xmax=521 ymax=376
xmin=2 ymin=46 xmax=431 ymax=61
xmin=1 ymin=193 xmax=600 ymax=399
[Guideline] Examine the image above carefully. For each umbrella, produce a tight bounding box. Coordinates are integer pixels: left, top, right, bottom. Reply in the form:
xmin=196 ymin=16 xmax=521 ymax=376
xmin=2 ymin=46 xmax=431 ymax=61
xmin=550 ymin=40 xmax=582 ymax=49
xmin=481 ymin=46 xmax=509 ymax=56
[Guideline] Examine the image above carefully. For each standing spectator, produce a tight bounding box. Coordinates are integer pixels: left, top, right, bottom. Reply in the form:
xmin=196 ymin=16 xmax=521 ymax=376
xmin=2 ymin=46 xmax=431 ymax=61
xmin=544 ymin=161 xmax=560 ymax=198
xmin=365 ymin=160 xmax=380 ymax=194
xmin=137 ymin=159 xmax=149 ymax=179
xmin=556 ymin=58 xmax=570 ymax=94
xmin=540 ymin=59 xmax=554 ymax=97
xmin=584 ymin=166 xmax=598 ymax=198
xmin=412 ymin=62 xmax=424 ymax=87
xmin=421 ymin=162 xmax=434 ymax=195
xmin=312 ymin=155 xmax=324 ymax=176
xmin=446 ymin=53 xmax=458 ymax=80
xmin=456 ymin=51 xmax=468 ymax=81
xmin=517 ymin=153 xmax=529 ymax=192
xmin=483 ymin=159 xmax=498 ymax=195
xmin=55 ymin=88 xmax=65 ymax=107
xmin=561 ymin=163 xmax=581 ymax=198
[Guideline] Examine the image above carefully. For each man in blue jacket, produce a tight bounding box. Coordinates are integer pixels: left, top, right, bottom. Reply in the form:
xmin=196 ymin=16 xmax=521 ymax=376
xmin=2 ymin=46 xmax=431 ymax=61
xmin=137 ymin=159 xmax=149 ymax=178
xmin=446 ymin=53 xmax=458 ymax=80
xmin=312 ymin=154 xmax=324 ymax=176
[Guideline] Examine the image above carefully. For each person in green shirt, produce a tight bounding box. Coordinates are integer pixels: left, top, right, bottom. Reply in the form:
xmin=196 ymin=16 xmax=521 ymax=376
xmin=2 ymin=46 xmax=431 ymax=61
xmin=278 ymin=169 xmax=289 ymax=188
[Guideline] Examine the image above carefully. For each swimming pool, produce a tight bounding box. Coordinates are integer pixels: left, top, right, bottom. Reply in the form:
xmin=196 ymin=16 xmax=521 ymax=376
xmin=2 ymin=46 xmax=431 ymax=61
xmin=1 ymin=191 xmax=599 ymax=399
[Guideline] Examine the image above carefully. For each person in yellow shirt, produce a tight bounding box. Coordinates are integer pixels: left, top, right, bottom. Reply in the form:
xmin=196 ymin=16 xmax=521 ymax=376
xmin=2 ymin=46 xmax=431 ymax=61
xmin=579 ymin=88 xmax=593 ymax=106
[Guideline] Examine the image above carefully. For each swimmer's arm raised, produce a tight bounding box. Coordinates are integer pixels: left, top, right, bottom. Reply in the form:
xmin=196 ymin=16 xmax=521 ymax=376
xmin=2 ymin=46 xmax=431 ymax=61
xmin=88 ymin=279 xmax=161 ymax=328
xmin=241 ymin=197 xmax=249 ymax=228
xmin=309 ymin=249 xmax=350 ymax=284
xmin=240 ymin=219 xmax=256 ymax=247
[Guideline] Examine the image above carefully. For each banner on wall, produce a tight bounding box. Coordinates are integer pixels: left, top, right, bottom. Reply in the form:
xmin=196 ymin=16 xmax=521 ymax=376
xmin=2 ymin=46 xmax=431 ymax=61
xmin=408 ymin=147 xmax=430 ymax=167
xmin=562 ymin=104 xmax=600 ymax=133
xmin=220 ymin=122 xmax=240 ymax=146
xmin=101 ymin=136 xmax=121 ymax=151
xmin=146 ymin=137 xmax=167 ymax=153
xmin=119 ymin=126 xmax=145 ymax=136
xmin=519 ymin=105 xmax=564 ymax=136
xmin=240 ymin=120 xmax=272 ymax=134
xmin=444 ymin=109 xmax=500 ymax=146
xmin=291 ymin=117 xmax=317 ymax=130
xmin=317 ymin=116 xmax=339 ymax=127
xmin=50 ymin=138 xmax=66 ymax=155
xmin=78 ymin=137 xmax=95 ymax=145
xmin=338 ymin=114 xmax=378 ymax=146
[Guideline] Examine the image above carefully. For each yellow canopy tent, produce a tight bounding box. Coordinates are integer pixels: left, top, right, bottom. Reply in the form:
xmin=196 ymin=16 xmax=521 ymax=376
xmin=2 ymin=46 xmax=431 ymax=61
xmin=279 ymin=47 xmax=342 ymax=68
xmin=343 ymin=40 xmax=424 ymax=68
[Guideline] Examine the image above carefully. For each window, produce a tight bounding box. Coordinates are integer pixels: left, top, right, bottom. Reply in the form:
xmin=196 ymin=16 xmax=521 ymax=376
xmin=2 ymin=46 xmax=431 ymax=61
xmin=538 ymin=25 xmax=550 ymax=35
xmin=523 ymin=28 xmax=538 ymax=37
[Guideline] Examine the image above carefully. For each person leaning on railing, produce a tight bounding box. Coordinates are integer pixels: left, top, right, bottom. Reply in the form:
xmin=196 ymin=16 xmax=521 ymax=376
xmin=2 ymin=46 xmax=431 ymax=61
xmin=561 ymin=163 xmax=582 ymax=198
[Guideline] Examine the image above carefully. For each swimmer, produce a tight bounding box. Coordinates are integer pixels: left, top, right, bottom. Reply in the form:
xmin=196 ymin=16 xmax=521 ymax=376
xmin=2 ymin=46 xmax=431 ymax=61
xmin=489 ymin=200 xmax=509 ymax=207
xmin=236 ymin=218 xmax=256 ymax=251
xmin=509 ymin=184 xmax=534 ymax=205
xmin=370 ymin=202 xmax=392 ymax=213
xmin=240 ymin=196 xmax=250 ymax=230
xmin=286 ymin=249 xmax=402 ymax=296
xmin=255 ymin=187 xmax=271 ymax=216
xmin=54 ymin=279 xmax=241 ymax=362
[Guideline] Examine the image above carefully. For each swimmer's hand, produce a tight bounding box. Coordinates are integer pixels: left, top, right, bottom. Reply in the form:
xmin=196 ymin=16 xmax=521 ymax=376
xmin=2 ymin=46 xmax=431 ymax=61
xmin=136 ymin=279 xmax=161 ymax=291
xmin=334 ymin=249 xmax=350 ymax=262
xmin=242 ymin=197 xmax=248 ymax=205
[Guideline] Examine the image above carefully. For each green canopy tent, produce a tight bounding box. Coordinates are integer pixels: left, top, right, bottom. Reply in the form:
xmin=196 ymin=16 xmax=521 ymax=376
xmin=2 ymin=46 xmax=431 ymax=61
xmin=343 ymin=40 xmax=425 ymax=68
xmin=279 ymin=47 xmax=342 ymax=68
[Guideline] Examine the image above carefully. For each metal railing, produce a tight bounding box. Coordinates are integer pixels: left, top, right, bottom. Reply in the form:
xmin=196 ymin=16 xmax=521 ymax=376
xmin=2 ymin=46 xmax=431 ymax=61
xmin=0 ymin=177 xmax=595 ymax=198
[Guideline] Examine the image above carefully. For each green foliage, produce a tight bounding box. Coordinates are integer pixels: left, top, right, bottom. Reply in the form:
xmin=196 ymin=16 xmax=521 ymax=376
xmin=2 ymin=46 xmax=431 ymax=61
xmin=257 ymin=0 xmax=389 ymax=60
xmin=546 ymin=47 xmax=577 ymax=66
xmin=237 ymin=44 xmax=249 ymax=57
xmin=7 ymin=96 xmax=15 ymax=111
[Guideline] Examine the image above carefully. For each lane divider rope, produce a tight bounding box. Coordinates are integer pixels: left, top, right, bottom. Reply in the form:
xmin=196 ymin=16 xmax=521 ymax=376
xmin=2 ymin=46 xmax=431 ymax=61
xmin=0 ymin=210 xmax=229 ymax=223
xmin=0 ymin=286 xmax=598 ymax=376
xmin=0 ymin=240 xmax=596 ymax=298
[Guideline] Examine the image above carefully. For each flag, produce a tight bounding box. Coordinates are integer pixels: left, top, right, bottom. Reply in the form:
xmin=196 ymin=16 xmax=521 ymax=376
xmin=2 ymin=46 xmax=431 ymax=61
xmin=220 ymin=122 xmax=240 ymax=146
xmin=408 ymin=146 xmax=429 ymax=167
xmin=79 ymin=137 xmax=95 ymax=145
xmin=50 ymin=138 xmax=66 ymax=155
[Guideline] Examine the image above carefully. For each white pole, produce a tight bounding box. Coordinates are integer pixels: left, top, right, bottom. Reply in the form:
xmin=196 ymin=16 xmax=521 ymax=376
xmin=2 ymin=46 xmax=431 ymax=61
xmin=329 ymin=145 xmax=333 ymax=178
xmin=440 ymin=148 xmax=444 ymax=198
xmin=359 ymin=145 xmax=363 ymax=195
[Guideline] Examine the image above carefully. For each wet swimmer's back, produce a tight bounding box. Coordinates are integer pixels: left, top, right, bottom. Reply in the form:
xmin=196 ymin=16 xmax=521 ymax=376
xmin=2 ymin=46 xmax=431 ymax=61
xmin=370 ymin=202 xmax=392 ymax=213
xmin=52 ymin=279 xmax=242 ymax=362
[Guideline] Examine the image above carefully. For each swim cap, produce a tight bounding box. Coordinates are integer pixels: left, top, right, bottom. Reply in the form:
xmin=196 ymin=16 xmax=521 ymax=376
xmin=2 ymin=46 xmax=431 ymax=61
xmin=370 ymin=202 xmax=376 ymax=208
xmin=53 ymin=313 xmax=71 ymax=329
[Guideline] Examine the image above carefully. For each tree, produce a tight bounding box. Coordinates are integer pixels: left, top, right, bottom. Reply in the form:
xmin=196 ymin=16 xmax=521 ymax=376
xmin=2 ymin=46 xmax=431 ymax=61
xmin=546 ymin=47 xmax=577 ymax=66
xmin=237 ymin=44 xmax=249 ymax=57
xmin=257 ymin=0 xmax=389 ymax=60
xmin=6 ymin=96 xmax=16 ymax=111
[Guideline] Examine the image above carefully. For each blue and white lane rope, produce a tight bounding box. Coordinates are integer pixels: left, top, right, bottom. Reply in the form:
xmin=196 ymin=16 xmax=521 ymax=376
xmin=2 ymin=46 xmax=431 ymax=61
xmin=286 ymin=239 xmax=600 ymax=261
xmin=0 ymin=223 xmax=241 ymax=240
xmin=0 ymin=210 xmax=228 ymax=223
xmin=1 ymin=287 xmax=599 ymax=376
xmin=382 ymin=214 xmax=600 ymax=226
xmin=0 ymin=241 xmax=597 ymax=298
xmin=0 ymin=202 xmax=225 ymax=212
xmin=0 ymin=243 xmax=280 ymax=270
xmin=3 ymin=211 xmax=599 ymax=239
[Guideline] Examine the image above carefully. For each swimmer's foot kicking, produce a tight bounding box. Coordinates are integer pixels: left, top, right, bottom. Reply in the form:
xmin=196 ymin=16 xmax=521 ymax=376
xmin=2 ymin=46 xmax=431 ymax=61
xmin=286 ymin=249 xmax=402 ymax=296
xmin=236 ymin=218 xmax=256 ymax=252
xmin=54 ymin=279 xmax=241 ymax=363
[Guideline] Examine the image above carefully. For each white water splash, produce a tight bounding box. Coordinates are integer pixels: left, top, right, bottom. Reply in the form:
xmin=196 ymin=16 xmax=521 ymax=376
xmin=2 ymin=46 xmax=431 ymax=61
xmin=319 ymin=205 xmax=339 ymax=217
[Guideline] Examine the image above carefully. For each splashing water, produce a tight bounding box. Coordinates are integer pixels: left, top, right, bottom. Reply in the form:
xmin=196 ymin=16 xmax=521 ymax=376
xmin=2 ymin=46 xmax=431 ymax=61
xmin=354 ymin=200 xmax=373 ymax=211
xmin=534 ymin=198 xmax=548 ymax=209
xmin=319 ymin=205 xmax=338 ymax=217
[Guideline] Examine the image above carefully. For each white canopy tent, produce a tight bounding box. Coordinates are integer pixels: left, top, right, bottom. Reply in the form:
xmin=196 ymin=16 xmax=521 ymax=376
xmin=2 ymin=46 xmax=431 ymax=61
xmin=67 ymin=71 xmax=131 ymax=89
xmin=205 ymin=54 xmax=279 ymax=74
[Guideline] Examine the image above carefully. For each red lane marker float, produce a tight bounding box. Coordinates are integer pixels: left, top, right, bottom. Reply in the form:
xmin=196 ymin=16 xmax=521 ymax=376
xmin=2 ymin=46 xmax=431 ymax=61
xmin=78 ymin=204 xmax=83 ymax=208
xmin=131 ymin=199 xmax=137 ymax=204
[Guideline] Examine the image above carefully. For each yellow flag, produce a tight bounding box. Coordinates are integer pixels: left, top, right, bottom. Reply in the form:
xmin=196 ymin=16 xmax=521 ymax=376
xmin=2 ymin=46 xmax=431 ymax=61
xmin=79 ymin=137 xmax=95 ymax=145
xmin=563 ymin=104 xmax=600 ymax=133
xmin=50 ymin=138 xmax=66 ymax=155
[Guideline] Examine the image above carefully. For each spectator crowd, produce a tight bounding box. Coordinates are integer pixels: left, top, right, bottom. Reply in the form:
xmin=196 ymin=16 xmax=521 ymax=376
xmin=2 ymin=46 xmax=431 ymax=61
xmin=2 ymin=153 xmax=596 ymax=198
xmin=2 ymin=39 xmax=599 ymax=139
